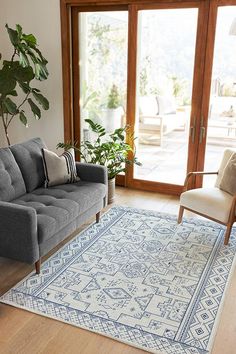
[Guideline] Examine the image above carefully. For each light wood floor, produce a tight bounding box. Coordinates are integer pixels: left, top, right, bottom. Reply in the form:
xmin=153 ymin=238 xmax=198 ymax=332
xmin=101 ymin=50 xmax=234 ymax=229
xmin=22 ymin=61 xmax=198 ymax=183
xmin=0 ymin=187 xmax=236 ymax=354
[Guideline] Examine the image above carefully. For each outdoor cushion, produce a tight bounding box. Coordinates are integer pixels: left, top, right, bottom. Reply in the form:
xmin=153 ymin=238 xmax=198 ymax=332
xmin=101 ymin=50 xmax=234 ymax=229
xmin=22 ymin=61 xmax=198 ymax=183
xmin=12 ymin=181 xmax=106 ymax=243
xmin=10 ymin=137 xmax=46 ymax=193
xmin=156 ymin=95 xmax=176 ymax=115
xmin=139 ymin=96 xmax=158 ymax=117
xmin=0 ymin=147 xmax=26 ymax=202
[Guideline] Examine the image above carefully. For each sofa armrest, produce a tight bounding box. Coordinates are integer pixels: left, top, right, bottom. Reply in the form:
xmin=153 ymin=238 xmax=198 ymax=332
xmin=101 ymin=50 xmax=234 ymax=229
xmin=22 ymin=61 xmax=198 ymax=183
xmin=0 ymin=201 xmax=39 ymax=264
xmin=76 ymin=162 xmax=108 ymax=186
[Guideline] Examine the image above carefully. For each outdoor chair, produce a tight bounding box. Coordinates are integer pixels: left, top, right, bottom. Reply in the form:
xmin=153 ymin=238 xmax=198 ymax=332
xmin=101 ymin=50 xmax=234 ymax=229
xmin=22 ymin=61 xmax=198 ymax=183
xmin=178 ymin=149 xmax=236 ymax=245
xmin=138 ymin=95 xmax=186 ymax=146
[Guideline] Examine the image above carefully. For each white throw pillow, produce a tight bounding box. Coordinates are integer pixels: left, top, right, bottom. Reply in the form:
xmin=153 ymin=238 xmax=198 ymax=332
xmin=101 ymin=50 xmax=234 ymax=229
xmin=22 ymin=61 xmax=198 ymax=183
xmin=42 ymin=148 xmax=79 ymax=187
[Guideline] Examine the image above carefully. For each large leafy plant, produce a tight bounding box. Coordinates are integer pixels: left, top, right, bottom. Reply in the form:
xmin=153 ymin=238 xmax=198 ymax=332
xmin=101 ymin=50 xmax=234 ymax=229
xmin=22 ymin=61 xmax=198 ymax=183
xmin=58 ymin=119 xmax=141 ymax=180
xmin=0 ymin=24 xmax=49 ymax=145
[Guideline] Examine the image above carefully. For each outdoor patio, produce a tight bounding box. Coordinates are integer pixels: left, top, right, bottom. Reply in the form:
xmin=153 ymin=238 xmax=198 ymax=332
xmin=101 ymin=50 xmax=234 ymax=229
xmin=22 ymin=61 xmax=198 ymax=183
xmin=135 ymin=126 xmax=236 ymax=187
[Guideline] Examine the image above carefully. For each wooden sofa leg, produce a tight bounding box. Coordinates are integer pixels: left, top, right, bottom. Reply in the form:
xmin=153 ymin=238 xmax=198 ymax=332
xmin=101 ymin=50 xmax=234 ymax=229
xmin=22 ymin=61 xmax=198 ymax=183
xmin=96 ymin=211 xmax=101 ymax=223
xmin=178 ymin=206 xmax=184 ymax=224
xmin=35 ymin=259 xmax=41 ymax=274
xmin=224 ymin=223 xmax=233 ymax=245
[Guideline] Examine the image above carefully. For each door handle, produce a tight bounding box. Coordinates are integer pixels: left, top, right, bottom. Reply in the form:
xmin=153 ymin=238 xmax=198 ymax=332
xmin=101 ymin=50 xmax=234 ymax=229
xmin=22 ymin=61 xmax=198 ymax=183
xmin=200 ymin=126 xmax=206 ymax=143
xmin=190 ymin=116 xmax=196 ymax=143
xmin=200 ymin=115 xmax=206 ymax=143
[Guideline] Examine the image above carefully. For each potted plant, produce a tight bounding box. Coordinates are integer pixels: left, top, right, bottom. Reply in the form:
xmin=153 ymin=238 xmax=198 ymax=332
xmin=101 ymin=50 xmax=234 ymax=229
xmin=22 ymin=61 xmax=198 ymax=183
xmin=58 ymin=119 xmax=141 ymax=204
xmin=0 ymin=24 xmax=49 ymax=146
xmin=101 ymin=84 xmax=123 ymax=132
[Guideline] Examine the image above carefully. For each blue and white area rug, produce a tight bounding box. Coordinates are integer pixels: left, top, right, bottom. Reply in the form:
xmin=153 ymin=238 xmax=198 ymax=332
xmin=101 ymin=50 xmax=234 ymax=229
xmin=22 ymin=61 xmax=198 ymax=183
xmin=1 ymin=206 xmax=236 ymax=353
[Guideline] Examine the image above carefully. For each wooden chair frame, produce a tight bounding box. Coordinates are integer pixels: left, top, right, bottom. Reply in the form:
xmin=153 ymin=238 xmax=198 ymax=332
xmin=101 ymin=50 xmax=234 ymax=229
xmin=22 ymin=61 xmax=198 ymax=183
xmin=178 ymin=171 xmax=236 ymax=245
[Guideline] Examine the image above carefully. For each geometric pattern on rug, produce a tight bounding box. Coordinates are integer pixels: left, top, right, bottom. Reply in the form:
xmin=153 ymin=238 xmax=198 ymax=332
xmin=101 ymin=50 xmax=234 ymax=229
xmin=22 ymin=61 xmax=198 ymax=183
xmin=1 ymin=206 xmax=236 ymax=354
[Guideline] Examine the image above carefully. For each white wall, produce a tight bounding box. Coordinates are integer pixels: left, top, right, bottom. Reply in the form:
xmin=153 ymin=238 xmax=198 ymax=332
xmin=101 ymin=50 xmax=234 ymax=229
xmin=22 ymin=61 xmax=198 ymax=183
xmin=0 ymin=0 xmax=64 ymax=150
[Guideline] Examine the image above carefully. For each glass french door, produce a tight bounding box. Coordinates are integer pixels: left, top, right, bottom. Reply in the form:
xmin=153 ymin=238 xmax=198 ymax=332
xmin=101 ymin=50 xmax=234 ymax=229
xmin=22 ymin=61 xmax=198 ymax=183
xmin=201 ymin=2 xmax=236 ymax=187
xmin=126 ymin=2 xmax=210 ymax=194
xmin=133 ymin=7 xmax=198 ymax=186
xmin=70 ymin=2 xmax=214 ymax=195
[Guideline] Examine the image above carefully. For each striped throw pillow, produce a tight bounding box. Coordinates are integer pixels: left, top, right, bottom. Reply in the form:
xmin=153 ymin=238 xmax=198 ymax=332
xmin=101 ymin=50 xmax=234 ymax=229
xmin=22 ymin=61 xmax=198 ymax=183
xmin=42 ymin=148 xmax=79 ymax=187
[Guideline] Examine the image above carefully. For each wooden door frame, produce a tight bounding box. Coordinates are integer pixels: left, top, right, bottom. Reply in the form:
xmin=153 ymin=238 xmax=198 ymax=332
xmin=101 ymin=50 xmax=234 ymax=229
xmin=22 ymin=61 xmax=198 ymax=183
xmin=60 ymin=0 xmax=213 ymax=195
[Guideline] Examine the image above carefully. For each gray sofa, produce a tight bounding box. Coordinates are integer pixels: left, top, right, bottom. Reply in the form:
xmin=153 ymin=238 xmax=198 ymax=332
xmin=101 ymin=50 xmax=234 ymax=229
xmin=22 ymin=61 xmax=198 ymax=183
xmin=0 ymin=137 xmax=107 ymax=273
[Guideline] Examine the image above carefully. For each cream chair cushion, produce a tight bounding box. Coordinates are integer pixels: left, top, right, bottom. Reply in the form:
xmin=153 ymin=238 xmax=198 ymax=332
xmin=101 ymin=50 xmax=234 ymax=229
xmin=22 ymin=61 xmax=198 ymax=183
xmin=180 ymin=187 xmax=233 ymax=223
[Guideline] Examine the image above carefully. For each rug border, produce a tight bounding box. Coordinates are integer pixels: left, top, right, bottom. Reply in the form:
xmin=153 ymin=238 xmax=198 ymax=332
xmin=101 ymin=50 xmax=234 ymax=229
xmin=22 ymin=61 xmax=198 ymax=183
xmin=1 ymin=205 xmax=235 ymax=354
xmin=206 ymin=238 xmax=236 ymax=351
xmin=1 ymin=297 xmax=163 ymax=354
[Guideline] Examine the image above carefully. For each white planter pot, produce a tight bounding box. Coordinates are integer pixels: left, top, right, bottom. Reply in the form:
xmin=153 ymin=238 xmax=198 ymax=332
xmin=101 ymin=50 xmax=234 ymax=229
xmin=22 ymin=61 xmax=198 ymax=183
xmin=108 ymin=177 xmax=116 ymax=204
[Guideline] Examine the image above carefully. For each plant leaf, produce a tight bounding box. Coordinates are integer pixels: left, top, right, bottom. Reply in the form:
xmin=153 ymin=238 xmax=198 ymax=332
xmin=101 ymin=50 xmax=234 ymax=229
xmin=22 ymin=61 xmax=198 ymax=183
xmin=16 ymin=24 xmax=22 ymax=37
xmin=34 ymin=62 xmax=49 ymax=81
xmin=5 ymin=24 xmax=19 ymax=46
xmin=19 ymin=111 xmax=28 ymax=127
xmin=18 ymin=81 xmax=31 ymax=94
xmin=32 ymin=91 xmax=49 ymax=110
xmin=14 ymin=65 xmax=34 ymax=82
xmin=3 ymin=97 xmax=18 ymax=114
xmin=33 ymin=46 xmax=48 ymax=64
xmin=28 ymin=98 xmax=41 ymax=119
xmin=0 ymin=68 xmax=16 ymax=94
xmin=19 ymin=52 xmax=30 ymax=68
xmin=22 ymin=33 xmax=37 ymax=46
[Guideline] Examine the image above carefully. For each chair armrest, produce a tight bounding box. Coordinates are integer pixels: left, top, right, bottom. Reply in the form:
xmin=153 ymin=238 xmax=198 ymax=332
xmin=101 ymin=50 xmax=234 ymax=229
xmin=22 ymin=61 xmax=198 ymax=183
xmin=0 ymin=201 xmax=38 ymax=264
xmin=76 ymin=162 xmax=108 ymax=186
xmin=184 ymin=171 xmax=218 ymax=191
xmin=139 ymin=114 xmax=163 ymax=124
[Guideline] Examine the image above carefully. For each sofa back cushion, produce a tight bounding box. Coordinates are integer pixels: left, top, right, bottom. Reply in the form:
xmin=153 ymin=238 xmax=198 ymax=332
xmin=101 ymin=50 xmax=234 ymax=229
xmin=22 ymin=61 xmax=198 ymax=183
xmin=10 ymin=137 xmax=46 ymax=192
xmin=0 ymin=147 xmax=26 ymax=201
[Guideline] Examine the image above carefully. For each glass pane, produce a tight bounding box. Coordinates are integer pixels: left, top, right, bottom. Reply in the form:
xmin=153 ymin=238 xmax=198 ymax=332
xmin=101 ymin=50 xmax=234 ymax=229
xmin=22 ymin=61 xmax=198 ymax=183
xmin=78 ymin=12 xmax=128 ymax=143
xmin=204 ymin=6 xmax=236 ymax=187
xmin=134 ymin=9 xmax=198 ymax=185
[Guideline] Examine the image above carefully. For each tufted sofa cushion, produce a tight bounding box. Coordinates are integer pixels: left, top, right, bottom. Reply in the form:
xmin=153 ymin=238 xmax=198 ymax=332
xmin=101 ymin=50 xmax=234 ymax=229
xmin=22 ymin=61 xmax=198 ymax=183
xmin=12 ymin=180 xmax=106 ymax=243
xmin=10 ymin=137 xmax=46 ymax=193
xmin=0 ymin=148 xmax=26 ymax=202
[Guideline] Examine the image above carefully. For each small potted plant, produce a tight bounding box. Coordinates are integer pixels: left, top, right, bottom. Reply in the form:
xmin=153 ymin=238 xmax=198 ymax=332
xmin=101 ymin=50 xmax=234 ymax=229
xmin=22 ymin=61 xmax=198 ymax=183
xmin=58 ymin=119 xmax=141 ymax=203
xmin=101 ymin=84 xmax=123 ymax=132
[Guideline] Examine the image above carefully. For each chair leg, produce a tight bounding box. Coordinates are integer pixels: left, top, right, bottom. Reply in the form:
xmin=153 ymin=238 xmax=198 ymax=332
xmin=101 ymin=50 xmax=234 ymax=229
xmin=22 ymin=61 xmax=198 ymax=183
xmin=35 ymin=258 xmax=41 ymax=274
xmin=96 ymin=211 xmax=101 ymax=223
xmin=224 ymin=223 xmax=233 ymax=245
xmin=178 ymin=206 xmax=184 ymax=224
